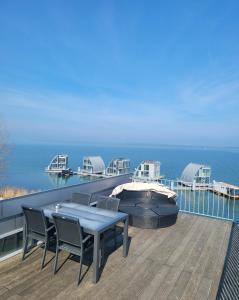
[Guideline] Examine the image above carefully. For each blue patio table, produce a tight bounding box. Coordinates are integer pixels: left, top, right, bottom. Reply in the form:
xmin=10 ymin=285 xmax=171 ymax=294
xmin=42 ymin=202 xmax=129 ymax=283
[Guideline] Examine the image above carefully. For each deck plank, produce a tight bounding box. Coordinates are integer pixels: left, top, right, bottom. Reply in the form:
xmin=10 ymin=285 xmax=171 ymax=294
xmin=207 ymin=222 xmax=232 ymax=300
xmin=0 ymin=214 xmax=232 ymax=300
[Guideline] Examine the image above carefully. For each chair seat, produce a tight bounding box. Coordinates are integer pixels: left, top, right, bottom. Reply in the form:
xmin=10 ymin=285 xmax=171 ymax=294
xmin=28 ymin=231 xmax=46 ymax=242
xmin=59 ymin=235 xmax=93 ymax=255
xmin=59 ymin=242 xmax=82 ymax=256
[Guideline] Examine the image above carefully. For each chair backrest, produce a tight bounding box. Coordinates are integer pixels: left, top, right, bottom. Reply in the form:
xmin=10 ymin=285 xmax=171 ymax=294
xmin=22 ymin=205 xmax=47 ymax=236
xmin=52 ymin=213 xmax=83 ymax=247
xmin=71 ymin=192 xmax=91 ymax=206
xmin=96 ymin=196 xmax=120 ymax=211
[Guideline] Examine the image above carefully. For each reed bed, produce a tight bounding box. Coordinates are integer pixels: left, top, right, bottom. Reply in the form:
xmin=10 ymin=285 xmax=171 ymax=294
xmin=0 ymin=186 xmax=40 ymax=200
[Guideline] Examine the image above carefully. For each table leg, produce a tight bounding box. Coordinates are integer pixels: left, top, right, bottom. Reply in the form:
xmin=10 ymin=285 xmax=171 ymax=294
xmin=93 ymin=232 xmax=100 ymax=283
xmin=123 ymin=216 xmax=129 ymax=257
xmin=23 ymin=218 xmax=26 ymax=246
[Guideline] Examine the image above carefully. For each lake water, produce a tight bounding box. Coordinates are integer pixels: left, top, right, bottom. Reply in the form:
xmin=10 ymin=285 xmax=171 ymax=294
xmin=1 ymin=144 xmax=239 ymax=221
xmin=1 ymin=144 xmax=239 ymax=190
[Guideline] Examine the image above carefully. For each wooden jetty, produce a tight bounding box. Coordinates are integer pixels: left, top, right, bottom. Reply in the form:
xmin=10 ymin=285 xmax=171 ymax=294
xmin=209 ymin=181 xmax=239 ymax=200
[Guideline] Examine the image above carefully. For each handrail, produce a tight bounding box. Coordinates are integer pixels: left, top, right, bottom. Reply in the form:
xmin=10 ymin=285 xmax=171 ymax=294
xmin=160 ymin=179 xmax=238 ymax=221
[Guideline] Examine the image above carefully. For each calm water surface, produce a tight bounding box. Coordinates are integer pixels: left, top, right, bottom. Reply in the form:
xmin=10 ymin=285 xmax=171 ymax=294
xmin=1 ymin=144 xmax=239 ymax=190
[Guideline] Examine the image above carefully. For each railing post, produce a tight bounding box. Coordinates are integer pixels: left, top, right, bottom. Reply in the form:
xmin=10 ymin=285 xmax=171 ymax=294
xmin=222 ymin=195 xmax=225 ymax=219
xmin=232 ymin=189 xmax=236 ymax=221
xmin=170 ymin=181 xmax=174 ymax=191
xmin=192 ymin=180 xmax=196 ymax=191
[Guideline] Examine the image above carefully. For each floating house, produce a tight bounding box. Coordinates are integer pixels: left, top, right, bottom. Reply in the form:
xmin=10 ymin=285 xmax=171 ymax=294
xmin=106 ymin=158 xmax=130 ymax=176
xmin=45 ymin=154 xmax=70 ymax=174
xmin=132 ymin=160 xmax=163 ymax=182
xmin=80 ymin=156 xmax=105 ymax=175
xmin=212 ymin=181 xmax=239 ymax=199
xmin=179 ymin=163 xmax=211 ymax=187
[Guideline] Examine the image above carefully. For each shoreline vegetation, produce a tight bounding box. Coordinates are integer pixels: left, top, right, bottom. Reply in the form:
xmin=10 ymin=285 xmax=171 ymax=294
xmin=0 ymin=186 xmax=40 ymax=200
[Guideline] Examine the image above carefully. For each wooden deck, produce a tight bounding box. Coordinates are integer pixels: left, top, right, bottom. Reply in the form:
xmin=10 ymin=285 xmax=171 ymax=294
xmin=0 ymin=213 xmax=232 ymax=300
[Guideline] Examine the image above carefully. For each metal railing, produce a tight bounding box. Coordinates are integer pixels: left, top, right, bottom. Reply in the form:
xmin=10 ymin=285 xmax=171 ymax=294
xmin=160 ymin=179 xmax=239 ymax=222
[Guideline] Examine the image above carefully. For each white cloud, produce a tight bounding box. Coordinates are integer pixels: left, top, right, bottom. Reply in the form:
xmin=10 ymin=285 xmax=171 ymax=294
xmin=177 ymin=75 xmax=239 ymax=115
xmin=0 ymin=84 xmax=238 ymax=146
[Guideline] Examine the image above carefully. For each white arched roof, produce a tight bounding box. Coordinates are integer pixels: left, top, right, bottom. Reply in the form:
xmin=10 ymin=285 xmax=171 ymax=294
xmin=180 ymin=163 xmax=205 ymax=182
xmin=84 ymin=156 xmax=105 ymax=173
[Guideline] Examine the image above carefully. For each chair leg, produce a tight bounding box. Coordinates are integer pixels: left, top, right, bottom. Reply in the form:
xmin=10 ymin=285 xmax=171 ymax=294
xmin=77 ymin=252 xmax=83 ymax=285
xmin=54 ymin=246 xmax=59 ymax=274
xmin=22 ymin=236 xmax=29 ymax=261
xmin=41 ymin=239 xmax=48 ymax=269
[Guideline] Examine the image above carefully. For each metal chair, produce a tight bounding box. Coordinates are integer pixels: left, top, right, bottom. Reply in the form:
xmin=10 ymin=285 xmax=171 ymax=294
xmin=95 ymin=195 xmax=120 ymax=211
xmin=52 ymin=213 xmax=93 ymax=285
xmin=22 ymin=205 xmax=55 ymax=269
xmin=71 ymin=192 xmax=91 ymax=206
xmin=94 ymin=196 xmax=120 ymax=264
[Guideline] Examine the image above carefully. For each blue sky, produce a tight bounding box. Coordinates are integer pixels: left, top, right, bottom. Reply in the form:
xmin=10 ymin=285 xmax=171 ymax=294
xmin=0 ymin=0 xmax=239 ymax=147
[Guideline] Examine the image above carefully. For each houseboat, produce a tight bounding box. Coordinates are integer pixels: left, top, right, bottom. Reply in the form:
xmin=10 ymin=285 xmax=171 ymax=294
xmin=178 ymin=162 xmax=211 ymax=188
xmin=45 ymin=154 xmax=72 ymax=176
xmin=78 ymin=156 xmax=105 ymax=175
xmin=106 ymin=158 xmax=130 ymax=176
xmin=132 ymin=160 xmax=163 ymax=182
